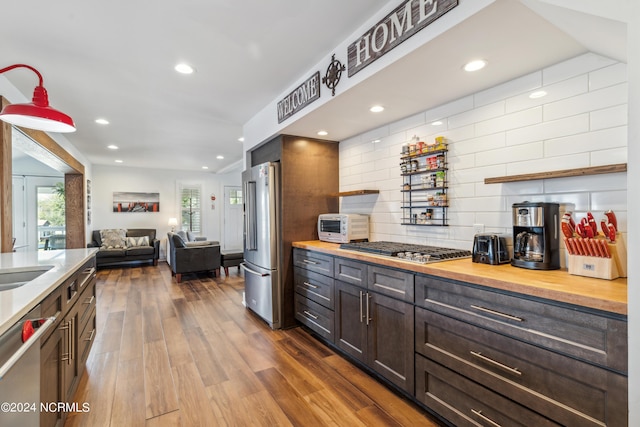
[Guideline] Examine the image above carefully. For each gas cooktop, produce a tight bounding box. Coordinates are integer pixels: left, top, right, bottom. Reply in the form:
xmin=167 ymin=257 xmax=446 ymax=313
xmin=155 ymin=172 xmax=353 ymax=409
xmin=339 ymin=241 xmax=471 ymax=264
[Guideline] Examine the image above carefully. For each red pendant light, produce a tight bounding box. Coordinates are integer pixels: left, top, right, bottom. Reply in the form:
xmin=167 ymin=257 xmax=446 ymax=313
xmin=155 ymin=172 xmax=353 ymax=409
xmin=0 ymin=64 xmax=76 ymax=133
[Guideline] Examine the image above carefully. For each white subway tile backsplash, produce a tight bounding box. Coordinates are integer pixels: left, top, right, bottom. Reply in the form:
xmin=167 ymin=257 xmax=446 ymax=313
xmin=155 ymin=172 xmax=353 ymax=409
xmin=543 ymin=52 xmax=615 ymax=85
xmin=424 ymin=96 xmax=474 ymax=123
xmin=338 ymin=53 xmax=627 ymax=248
xmin=505 ymin=75 xmax=588 ymax=114
xmin=449 ymin=101 xmax=505 ymax=129
xmin=389 ymin=112 xmax=426 ymax=134
xmin=590 ymin=104 xmax=627 ymax=130
xmin=476 ymin=142 xmax=543 ymax=167
xmin=590 ymin=147 xmax=627 ymax=166
xmin=506 ymin=114 xmax=589 ymax=146
xmin=589 ymin=62 xmax=627 ymax=90
xmin=475 ymin=72 xmax=542 ymax=107
xmin=543 ymin=83 xmax=628 ymax=121
xmin=506 ymin=153 xmax=590 ymax=175
xmin=544 ymin=126 xmax=627 ymax=157
xmin=475 ymin=107 xmax=542 ymax=136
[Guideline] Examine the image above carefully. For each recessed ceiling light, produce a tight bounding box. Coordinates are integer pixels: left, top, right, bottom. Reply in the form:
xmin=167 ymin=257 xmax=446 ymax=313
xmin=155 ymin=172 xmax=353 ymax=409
xmin=115 ymin=159 xmax=123 ymax=163
xmin=238 ymin=137 xmax=245 ymax=142
xmin=107 ymin=145 xmax=119 ymax=150
xmin=370 ymin=105 xmax=384 ymax=113
xmin=529 ymin=90 xmax=547 ymax=99
xmin=216 ymin=155 xmax=224 ymax=160
xmin=372 ymin=139 xmax=381 ymax=144
xmin=175 ymin=63 xmax=194 ymax=74
xmin=202 ymin=166 xmax=209 ymax=170
xmin=317 ymin=130 xmax=328 ymax=136
xmin=95 ymin=118 xmax=109 ymax=125
xmin=431 ymin=121 xmax=443 ymax=126
xmin=463 ymin=59 xmax=487 ymax=72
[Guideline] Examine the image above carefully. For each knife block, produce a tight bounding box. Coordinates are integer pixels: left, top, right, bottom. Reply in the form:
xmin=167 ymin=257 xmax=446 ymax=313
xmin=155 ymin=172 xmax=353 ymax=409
xmin=567 ymin=234 xmax=626 ymax=280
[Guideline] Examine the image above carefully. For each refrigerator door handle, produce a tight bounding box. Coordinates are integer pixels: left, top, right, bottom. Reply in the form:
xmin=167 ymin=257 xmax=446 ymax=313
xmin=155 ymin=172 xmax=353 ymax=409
xmin=240 ymin=263 xmax=269 ymax=277
xmin=244 ymin=180 xmax=258 ymax=250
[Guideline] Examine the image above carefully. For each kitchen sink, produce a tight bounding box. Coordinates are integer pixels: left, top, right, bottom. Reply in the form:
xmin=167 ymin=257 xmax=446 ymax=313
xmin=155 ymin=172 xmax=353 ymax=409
xmin=0 ymin=266 xmax=53 ymax=291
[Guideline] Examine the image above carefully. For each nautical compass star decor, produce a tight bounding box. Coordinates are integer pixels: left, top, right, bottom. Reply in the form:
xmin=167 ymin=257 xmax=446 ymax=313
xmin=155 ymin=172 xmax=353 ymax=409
xmin=322 ymin=54 xmax=345 ymax=96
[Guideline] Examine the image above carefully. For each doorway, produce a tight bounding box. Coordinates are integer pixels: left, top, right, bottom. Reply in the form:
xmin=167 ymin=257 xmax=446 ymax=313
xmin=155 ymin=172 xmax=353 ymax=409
xmin=223 ymin=186 xmax=243 ymax=250
xmin=37 ymin=183 xmax=66 ymax=250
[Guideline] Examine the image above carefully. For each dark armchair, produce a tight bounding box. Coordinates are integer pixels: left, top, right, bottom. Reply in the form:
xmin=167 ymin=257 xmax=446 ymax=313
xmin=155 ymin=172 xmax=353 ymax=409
xmin=167 ymin=232 xmax=221 ymax=283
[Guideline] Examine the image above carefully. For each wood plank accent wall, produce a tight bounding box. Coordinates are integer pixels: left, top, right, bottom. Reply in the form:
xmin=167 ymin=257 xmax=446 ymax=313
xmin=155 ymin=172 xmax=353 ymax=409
xmin=65 ymin=174 xmax=85 ymax=249
xmin=0 ymin=96 xmax=86 ymax=251
xmin=0 ymin=97 xmax=12 ymax=253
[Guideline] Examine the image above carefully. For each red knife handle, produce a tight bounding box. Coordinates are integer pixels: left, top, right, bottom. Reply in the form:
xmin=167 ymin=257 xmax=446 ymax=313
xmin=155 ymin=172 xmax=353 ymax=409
xmin=607 ymin=223 xmax=616 ymax=242
xmin=600 ymin=239 xmax=611 ymax=258
xmin=588 ymin=217 xmax=598 ymax=236
xmin=584 ymin=225 xmax=595 ymax=239
xmin=561 ymin=220 xmax=574 ymax=239
xmin=605 ymin=210 xmax=617 ymax=232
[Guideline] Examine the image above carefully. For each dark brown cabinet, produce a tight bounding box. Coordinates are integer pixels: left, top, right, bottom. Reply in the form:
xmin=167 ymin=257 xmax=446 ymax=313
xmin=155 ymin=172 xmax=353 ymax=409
xmin=292 ymin=246 xmax=628 ymax=426
xmin=335 ymin=279 xmax=414 ymax=393
xmin=40 ymin=256 xmax=97 ymax=427
xmin=415 ymin=274 xmax=628 ymax=427
xmin=251 ymin=135 xmax=339 ymax=328
xmin=293 ymin=249 xmax=336 ymax=342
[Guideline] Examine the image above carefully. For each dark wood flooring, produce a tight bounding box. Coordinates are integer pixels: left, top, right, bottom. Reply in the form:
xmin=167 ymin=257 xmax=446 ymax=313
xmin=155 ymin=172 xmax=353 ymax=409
xmin=64 ymin=263 xmax=442 ymax=426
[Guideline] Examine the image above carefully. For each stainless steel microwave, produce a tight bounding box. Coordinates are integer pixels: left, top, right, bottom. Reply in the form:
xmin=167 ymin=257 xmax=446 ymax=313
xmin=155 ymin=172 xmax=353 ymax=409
xmin=318 ymin=213 xmax=369 ymax=244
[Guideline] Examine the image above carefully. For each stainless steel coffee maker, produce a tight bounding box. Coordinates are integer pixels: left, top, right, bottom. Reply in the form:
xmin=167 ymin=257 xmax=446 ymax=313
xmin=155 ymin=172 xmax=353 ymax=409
xmin=512 ymin=202 xmax=560 ymax=270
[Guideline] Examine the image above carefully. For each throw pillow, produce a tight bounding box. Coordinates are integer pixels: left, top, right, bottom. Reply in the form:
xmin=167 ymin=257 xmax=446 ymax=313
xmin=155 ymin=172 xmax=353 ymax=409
xmin=126 ymin=235 xmax=149 ymax=248
xmin=100 ymin=229 xmax=127 ymax=249
xmin=173 ymin=233 xmax=187 ymax=248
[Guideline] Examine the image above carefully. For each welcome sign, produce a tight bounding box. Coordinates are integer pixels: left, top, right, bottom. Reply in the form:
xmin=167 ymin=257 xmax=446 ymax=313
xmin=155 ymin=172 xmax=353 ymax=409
xmin=347 ymin=0 xmax=458 ymax=77
xmin=277 ymin=71 xmax=321 ymax=123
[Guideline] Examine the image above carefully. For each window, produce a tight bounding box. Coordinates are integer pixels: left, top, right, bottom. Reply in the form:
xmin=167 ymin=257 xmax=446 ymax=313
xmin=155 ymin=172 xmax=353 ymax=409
xmin=178 ymin=183 xmax=202 ymax=232
xmin=229 ymin=188 xmax=242 ymax=205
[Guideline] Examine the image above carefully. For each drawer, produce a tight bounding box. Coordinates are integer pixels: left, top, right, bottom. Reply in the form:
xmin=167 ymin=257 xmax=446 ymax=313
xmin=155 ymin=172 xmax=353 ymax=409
xmin=334 ymin=258 xmax=367 ymax=287
xmin=294 ymin=266 xmax=334 ymax=309
xmin=415 ymin=275 xmax=627 ymax=372
xmin=368 ymin=265 xmax=413 ymax=302
xmin=40 ymin=285 xmax=63 ymax=341
xmin=77 ymin=257 xmax=97 ymax=293
xmin=78 ymin=280 xmax=96 ymax=329
xmin=416 ymin=307 xmax=628 ymax=427
xmin=78 ymin=307 xmax=96 ymax=366
xmin=294 ymin=294 xmax=334 ymax=343
xmin=416 ymin=354 xmax=560 ymax=427
xmin=293 ymin=249 xmax=334 ymax=277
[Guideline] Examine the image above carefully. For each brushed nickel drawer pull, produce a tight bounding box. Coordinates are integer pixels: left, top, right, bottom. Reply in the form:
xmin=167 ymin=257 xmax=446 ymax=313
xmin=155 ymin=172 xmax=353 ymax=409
xmin=303 ymin=281 xmax=319 ymax=289
xmin=303 ymin=310 xmax=318 ymax=320
xmin=84 ymin=295 xmax=95 ymax=305
xmin=302 ymin=259 xmax=318 ymax=265
xmin=85 ymin=329 xmax=96 ymax=342
xmin=366 ymin=293 xmax=371 ymax=326
xmin=471 ymin=409 xmax=502 ymax=427
xmin=470 ymin=351 xmax=522 ymax=376
xmin=470 ymin=305 xmax=524 ymax=322
xmin=359 ymin=291 xmax=364 ymax=323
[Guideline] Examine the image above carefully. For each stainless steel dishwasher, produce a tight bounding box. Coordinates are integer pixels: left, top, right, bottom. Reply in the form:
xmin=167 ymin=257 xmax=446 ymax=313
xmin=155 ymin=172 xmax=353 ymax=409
xmin=0 ymin=304 xmax=56 ymax=426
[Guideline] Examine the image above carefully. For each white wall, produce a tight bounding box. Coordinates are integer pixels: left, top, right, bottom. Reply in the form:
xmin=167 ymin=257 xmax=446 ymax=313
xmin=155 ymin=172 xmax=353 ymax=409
xmin=91 ymin=165 xmax=241 ymax=255
xmin=627 ymin=0 xmax=639 ymax=422
xmin=340 ymin=53 xmax=627 ymax=261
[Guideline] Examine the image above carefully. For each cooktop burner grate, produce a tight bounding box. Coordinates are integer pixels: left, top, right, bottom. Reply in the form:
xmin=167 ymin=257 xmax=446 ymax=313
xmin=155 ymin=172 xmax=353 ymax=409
xmin=339 ymin=241 xmax=471 ymax=262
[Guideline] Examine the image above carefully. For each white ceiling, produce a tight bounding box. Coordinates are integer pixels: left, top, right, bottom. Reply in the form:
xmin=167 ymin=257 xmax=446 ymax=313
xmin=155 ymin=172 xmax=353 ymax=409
xmin=1 ymin=0 xmax=627 ymax=174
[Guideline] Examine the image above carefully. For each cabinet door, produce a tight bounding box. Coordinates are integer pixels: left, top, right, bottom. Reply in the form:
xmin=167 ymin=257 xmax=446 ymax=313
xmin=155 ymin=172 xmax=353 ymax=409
xmin=62 ymin=304 xmax=80 ymax=402
xmin=367 ymin=292 xmax=414 ymax=392
xmin=41 ymin=329 xmax=64 ymax=427
xmin=334 ymin=281 xmax=367 ymax=363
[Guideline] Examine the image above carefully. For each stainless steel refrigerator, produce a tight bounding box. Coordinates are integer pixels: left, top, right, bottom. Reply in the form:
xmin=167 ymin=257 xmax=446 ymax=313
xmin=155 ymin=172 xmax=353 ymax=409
xmin=242 ymin=161 xmax=282 ymax=329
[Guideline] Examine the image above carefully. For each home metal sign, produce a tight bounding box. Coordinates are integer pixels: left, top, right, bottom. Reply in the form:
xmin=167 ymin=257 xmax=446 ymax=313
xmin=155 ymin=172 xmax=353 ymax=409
xmin=347 ymin=0 xmax=458 ymax=77
xmin=277 ymin=71 xmax=321 ymax=123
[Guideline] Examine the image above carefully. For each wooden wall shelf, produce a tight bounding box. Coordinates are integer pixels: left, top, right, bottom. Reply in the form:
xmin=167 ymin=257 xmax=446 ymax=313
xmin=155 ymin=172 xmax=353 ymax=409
xmin=484 ymin=163 xmax=627 ymax=184
xmin=334 ymin=190 xmax=379 ymax=197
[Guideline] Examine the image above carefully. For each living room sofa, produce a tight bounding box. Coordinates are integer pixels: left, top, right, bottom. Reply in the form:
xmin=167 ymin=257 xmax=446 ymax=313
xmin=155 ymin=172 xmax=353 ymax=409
xmin=88 ymin=228 xmax=160 ymax=267
xmin=167 ymin=232 xmax=221 ymax=283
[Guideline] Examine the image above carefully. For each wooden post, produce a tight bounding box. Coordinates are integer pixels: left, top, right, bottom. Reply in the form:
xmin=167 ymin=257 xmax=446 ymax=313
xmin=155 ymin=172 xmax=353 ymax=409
xmin=0 ymin=97 xmax=13 ymax=253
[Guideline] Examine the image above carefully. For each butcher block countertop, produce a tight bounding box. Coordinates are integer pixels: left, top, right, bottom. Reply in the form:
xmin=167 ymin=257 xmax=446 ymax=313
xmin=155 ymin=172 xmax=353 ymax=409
xmin=292 ymin=241 xmax=627 ymax=316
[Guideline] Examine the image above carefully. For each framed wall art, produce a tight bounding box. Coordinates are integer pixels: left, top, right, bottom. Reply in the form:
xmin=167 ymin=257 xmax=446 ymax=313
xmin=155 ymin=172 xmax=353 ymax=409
xmin=113 ymin=192 xmax=160 ymax=213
